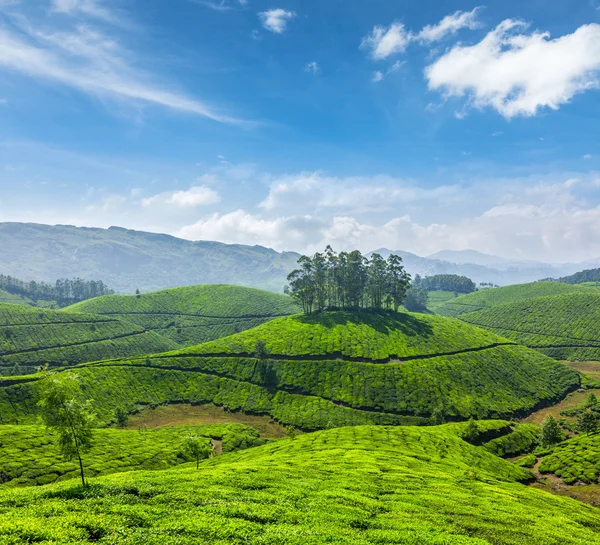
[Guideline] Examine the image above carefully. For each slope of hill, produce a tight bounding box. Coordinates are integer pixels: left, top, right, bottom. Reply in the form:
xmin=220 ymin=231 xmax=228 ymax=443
xmin=457 ymin=292 xmax=600 ymax=361
xmin=556 ymin=268 xmax=600 ymax=285
xmin=66 ymin=285 xmax=300 ymax=347
xmin=0 ymin=423 xmax=264 ymax=487
xmin=0 ymin=222 xmax=300 ymax=293
xmin=0 ymin=289 xmax=31 ymax=306
xmin=1 ymin=425 xmax=599 ymax=544
xmin=0 ymin=311 xmax=580 ymax=428
xmin=0 ymin=304 xmax=179 ymax=376
xmin=436 ymin=282 xmax=594 ymax=317
xmin=539 ymin=432 xmax=600 ymax=484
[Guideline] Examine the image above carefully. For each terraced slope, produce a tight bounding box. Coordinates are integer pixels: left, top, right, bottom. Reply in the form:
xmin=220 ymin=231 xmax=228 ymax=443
xmin=0 ymin=423 xmax=264 ymax=487
xmin=0 ymin=289 xmax=31 ymax=306
xmin=0 ymin=304 xmax=179 ymax=376
xmin=539 ymin=433 xmax=600 ymax=484
xmin=426 ymin=290 xmax=459 ymax=312
xmin=0 ymin=311 xmax=580 ymax=428
xmin=1 ymin=425 xmax=600 ymax=544
xmin=437 ymin=281 xmax=593 ymax=317
xmin=67 ymin=285 xmax=300 ymax=347
xmin=458 ymin=292 xmax=600 ymax=360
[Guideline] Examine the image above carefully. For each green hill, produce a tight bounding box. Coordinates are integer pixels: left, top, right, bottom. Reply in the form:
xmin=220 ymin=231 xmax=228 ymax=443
xmin=1 ymin=424 xmax=599 ymax=544
xmin=0 ymin=289 xmax=31 ymax=306
xmin=66 ymin=285 xmax=300 ymax=347
xmin=457 ymin=292 xmax=600 ymax=361
xmin=0 ymin=423 xmax=264 ymax=488
xmin=436 ymin=282 xmax=593 ymax=317
xmin=0 ymin=311 xmax=580 ymax=428
xmin=0 ymin=303 xmax=179 ymax=376
xmin=426 ymin=290 xmax=460 ymax=312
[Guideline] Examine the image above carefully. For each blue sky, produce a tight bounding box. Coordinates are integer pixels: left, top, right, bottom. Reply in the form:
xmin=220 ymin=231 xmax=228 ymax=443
xmin=1 ymin=0 xmax=600 ymax=262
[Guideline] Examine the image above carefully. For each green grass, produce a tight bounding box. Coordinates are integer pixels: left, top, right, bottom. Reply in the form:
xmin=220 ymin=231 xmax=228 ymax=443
xmin=426 ymin=290 xmax=460 ymax=312
xmin=66 ymin=285 xmax=300 ymax=347
xmin=0 ymin=423 xmax=264 ymax=487
xmin=539 ymin=432 xmax=600 ymax=484
xmin=456 ymin=292 xmax=600 ymax=361
xmin=0 ymin=311 xmax=580 ymax=428
xmin=0 ymin=303 xmax=179 ymax=376
xmin=436 ymin=282 xmax=594 ymax=317
xmin=1 ymin=424 xmax=600 ymax=544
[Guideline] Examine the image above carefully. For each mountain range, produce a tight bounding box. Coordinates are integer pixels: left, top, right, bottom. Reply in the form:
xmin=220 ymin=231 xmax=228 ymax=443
xmin=0 ymin=222 xmax=595 ymax=293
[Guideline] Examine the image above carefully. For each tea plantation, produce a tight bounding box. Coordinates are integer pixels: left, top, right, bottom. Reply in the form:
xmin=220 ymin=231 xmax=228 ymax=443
xmin=0 ymin=423 xmax=264 ymax=487
xmin=436 ymin=282 xmax=593 ymax=317
xmin=1 ymin=424 xmax=599 ymax=545
xmin=67 ymin=285 xmax=300 ymax=347
xmin=457 ymin=292 xmax=600 ymax=360
xmin=539 ymin=432 xmax=600 ymax=484
xmin=0 ymin=304 xmax=179 ymax=376
xmin=0 ymin=310 xmax=581 ymax=427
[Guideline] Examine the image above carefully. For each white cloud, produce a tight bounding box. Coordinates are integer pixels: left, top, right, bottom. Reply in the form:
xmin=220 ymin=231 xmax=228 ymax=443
xmin=584 ymin=154 xmax=593 ymax=160
xmin=304 ymin=61 xmax=319 ymax=74
xmin=142 ymin=185 xmax=221 ymax=208
xmin=361 ymin=22 xmax=411 ymax=60
xmin=0 ymin=14 xmax=238 ymax=123
xmin=259 ymin=9 xmax=295 ymax=34
xmin=372 ymin=61 xmax=403 ymax=83
xmin=372 ymin=71 xmax=384 ymax=82
xmin=51 ymin=0 xmax=119 ymax=24
xmin=417 ymin=7 xmax=483 ymax=43
xmin=426 ymin=21 xmax=600 ymax=118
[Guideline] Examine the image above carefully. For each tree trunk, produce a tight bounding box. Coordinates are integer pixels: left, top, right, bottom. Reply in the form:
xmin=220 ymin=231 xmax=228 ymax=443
xmin=78 ymin=454 xmax=86 ymax=487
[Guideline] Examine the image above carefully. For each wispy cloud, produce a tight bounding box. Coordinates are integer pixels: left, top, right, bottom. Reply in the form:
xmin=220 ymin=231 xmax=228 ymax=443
xmin=361 ymin=23 xmax=411 ymax=60
xmin=417 ymin=7 xmax=483 ymax=43
xmin=372 ymin=61 xmax=403 ymax=83
xmin=50 ymin=0 xmax=122 ymax=25
xmin=0 ymin=16 xmax=240 ymax=123
xmin=304 ymin=61 xmax=319 ymax=74
xmin=259 ymin=9 xmax=295 ymax=34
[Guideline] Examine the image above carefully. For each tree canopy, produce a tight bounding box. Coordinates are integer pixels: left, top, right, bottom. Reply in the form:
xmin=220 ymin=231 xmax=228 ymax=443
xmin=285 ymin=247 xmax=411 ymax=314
xmin=413 ymin=274 xmax=476 ymax=294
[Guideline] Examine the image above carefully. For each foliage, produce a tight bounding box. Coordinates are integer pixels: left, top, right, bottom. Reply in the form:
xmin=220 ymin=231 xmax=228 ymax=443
xmin=0 ymin=423 xmax=264 ymax=487
xmin=38 ymin=373 xmax=95 ymax=487
xmin=483 ymin=424 xmax=540 ymax=457
xmin=460 ymin=419 xmax=480 ymax=443
xmin=414 ymin=274 xmax=476 ymax=294
xmin=285 ymin=247 xmax=410 ymax=313
xmin=1 ymin=425 xmax=600 ymax=544
xmin=114 ymin=407 xmax=128 ymax=428
xmin=67 ymin=284 xmax=300 ymax=347
xmin=540 ymin=416 xmax=564 ymax=448
xmin=555 ymin=268 xmax=600 ymax=284
xmin=457 ymin=292 xmax=600 ymax=360
xmin=181 ymin=434 xmax=213 ymax=469
xmin=577 ymin=410 xmax=599 ymax=435
xmin=436 ymin=281 xmax=595 ymax=318
xmin=514 ymin=453 xmax=537 ymax=468
xmin=0 ymin=303 xmax=179 ymax=376
xmin=0 ymin=274 xmax=113 ymax=308
xmin=403 ymin=286 xmax=429 ymax=312
xmin=539 ymin=432 xmax=600 ymax=484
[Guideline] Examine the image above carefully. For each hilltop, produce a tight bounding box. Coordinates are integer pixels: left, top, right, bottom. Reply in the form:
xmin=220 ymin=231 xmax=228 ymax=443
xmin=0 ymin=310 xmax=580 ymax=428
xmin=1 ymin=424 xmax=599 ymax=544
xmin=0 ymin=303 xmax=178 ymax=376
xmin=67 ymin=285 xmax=300 ymax=347
xmin=458 ymin=292 xmax=600 ymax=361
xmin=436 ymin=281 xmax=594 ymax=317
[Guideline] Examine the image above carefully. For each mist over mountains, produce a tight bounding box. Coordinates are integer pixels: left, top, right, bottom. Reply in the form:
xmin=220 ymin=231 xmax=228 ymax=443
xmin=0 ymin=223 xmax=593 ymax=293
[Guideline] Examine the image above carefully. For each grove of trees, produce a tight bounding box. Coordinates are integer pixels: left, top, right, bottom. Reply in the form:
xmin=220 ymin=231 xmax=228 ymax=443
xmin=413 ymin=274 xmax=476 ymax=294
xmin=0 ymin=275 xmax=114 ymax=306
xmin=285 ymin=247 xmax=411 ymax=314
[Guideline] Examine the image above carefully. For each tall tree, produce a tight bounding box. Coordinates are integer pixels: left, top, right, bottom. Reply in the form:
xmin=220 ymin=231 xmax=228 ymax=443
xmin=38 ymin=373 xmax=95 ymax=487
xmin=540 ymin=415 xmax=563 ymax=447
xmin=182 ymin=434 xmax=212 ymax=469
xmin=386 ymin=254 xmax=411 ymax=312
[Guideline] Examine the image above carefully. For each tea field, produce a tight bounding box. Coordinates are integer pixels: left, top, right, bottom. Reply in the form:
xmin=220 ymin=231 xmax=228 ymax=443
xmin=0 ymin=304 xmax=179 ymax=376
xmin=0 ymin=423 xmax=264 ymax=487
xmin=1 ymin=424 xmax=599 ymax=545
xmin=539 ymin=432 xmax=600 ymax=484
xmin=457 ymin=292 xmax=600 ymax=360
xmin=67 ymin=285 xmax=300 ymax=347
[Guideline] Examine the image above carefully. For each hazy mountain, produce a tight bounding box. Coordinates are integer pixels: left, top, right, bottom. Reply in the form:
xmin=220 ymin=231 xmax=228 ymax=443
xmin=0 ymin=223 xmax=300 ymax=293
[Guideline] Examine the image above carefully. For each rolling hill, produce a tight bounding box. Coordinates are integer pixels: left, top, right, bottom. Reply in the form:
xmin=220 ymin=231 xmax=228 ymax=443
xmin=436 ymin=281 xmax=594 ymax=317
xmin=0 ymin=303 xmax=179 ymax=376
xmin=457 ymin=292 xmax=600 ymax=361
xmin=1 ymin=424 xmax=599 ymax=544
xmin=0 ymin=310 xmax=580 ymax=428
xmin=66 ymin=285 xmax=300 ymax=347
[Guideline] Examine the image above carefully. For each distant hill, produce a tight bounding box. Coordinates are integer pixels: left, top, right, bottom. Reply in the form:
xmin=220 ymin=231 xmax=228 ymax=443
xmin=0 ymin=223 xmax=300 ymax=293
xmin=1 ymin=424 xmax=599 ymax=544
xmin=67 ymin=285 xmax=300 ymax=347
xmin=555 ymin=268 xmax=600 ymax=285
xmin=435 ymin=282 xmax=595 ymax=318
xmin=0 ymin=303 xmax=179 ymax=376
xmin=458 ymin=292 xmax=600 ymax=361
xmin=0 ymin=310 xmax=579 ymax=427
